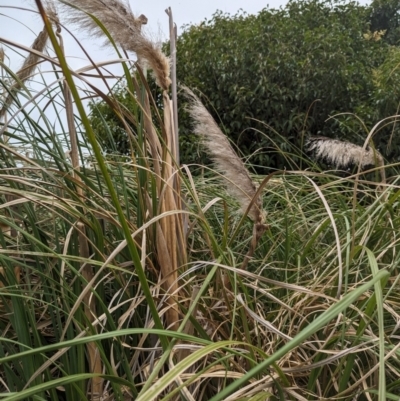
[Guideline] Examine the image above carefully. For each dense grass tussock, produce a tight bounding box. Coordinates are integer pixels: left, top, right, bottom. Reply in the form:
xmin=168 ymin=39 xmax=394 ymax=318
xmin=0 ymin=1 xmax=399 ymax=401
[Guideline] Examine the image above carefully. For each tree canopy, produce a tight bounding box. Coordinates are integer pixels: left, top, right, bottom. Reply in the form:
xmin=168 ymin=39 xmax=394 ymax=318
xmin=89 ymin=0 xmax=400 ymax=171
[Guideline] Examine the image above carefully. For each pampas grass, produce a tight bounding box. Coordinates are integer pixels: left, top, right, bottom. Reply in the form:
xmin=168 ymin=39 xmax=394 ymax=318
xmin=0 ymin=2 xmax=60 ymax=122
xmin=306 ymin=136 xmax=384 ymax=170
xmin=0 ymin=29 xmax=48 ymax=121
xmin=184 ymin=87 xmax=264 ymax=225
xmin=63 ymin=0 xmax=171 ymax=90
xmin=184 ymin=88 xmax=268 ymax=270
xmin=0 ymin=3 xmax=399 ymax=401
xmin=60 ymin=0 xmax=182 ymax=334
xmin=306 ymin=135 xmax=387 ymax=186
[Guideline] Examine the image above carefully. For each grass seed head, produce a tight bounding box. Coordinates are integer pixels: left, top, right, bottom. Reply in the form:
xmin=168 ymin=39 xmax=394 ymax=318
xmin=63 ymin=0 xmax=171 ymax=90
xmin=306 ymin=136 xmax=383 ymax=170
xmin=184 ymin=87 xmax=264 ymax=223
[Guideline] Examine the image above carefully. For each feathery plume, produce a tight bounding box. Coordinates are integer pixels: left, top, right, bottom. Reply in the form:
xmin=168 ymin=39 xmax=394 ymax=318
xmin=0 ymin=2 xmax=59 ymax=121
xmin=44 ymin=0 xmax=61 ymax=27
xmin=62 ymin=0 xmax=171 ymax=90
xmin=184 ymin=87 xmax=263 ymax=223
xmin=306 ymin=136 xmax=384 ymax=170
xmin=0 ymin=28 xmax=48 ymax=120
xmin=15 ymin=30 xmax=48 ymax=83
xmin=0 ymin=47 xmax=4 ymax=64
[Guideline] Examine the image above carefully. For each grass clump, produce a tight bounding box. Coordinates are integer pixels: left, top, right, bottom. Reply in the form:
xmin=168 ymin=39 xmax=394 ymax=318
xmin=0 ymin=1 xmax=398 ymax=400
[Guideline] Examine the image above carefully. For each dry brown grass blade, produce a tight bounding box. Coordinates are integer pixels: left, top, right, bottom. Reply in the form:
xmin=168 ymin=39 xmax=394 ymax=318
xmin=131 ymin=75 xmax=162 ymax=190
xmin=131 ymin=72 xmax=182 ymax=331
xmin=78 ymin=222 xmax=103 ymax=400
xmin=156 ymin=222 xmax=179 ymax=330
xmin=128 ymin=77 xmax=183 ymax=331
xmin=156 ymin=92 xmax=180 ymax=331
xmin=63 ymin=0 xmax=171 ymax=90
xmin=162 ymin=91 xmax=185 ymax=263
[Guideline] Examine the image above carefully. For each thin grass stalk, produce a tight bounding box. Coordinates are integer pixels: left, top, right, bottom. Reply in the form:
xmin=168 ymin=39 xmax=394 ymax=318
xmin=166 ymin=7 xmax=179 ymax=165
xmin=366 ymin=249 xmax=387 ymax=399
xmin=131 ymin=74 xmax=162 ymax=188
xmin=159 ymin=91 xmax=179 ymax=330
xmin=166 ymin=92 xmax=187 ymax=266
xmin=0 ymin=46 xmax=4 ymax=125
xmin=0 ymin=46 xmax=5 ymax=106
xmin=53 ymin=11 xmax=103 ymax=399
xmin=165 ymin=18 xmax=187 ymax=273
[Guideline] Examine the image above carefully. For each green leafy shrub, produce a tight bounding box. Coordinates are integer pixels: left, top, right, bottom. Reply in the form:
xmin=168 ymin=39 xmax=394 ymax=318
xmin=176 ymin=0 xmax=394 ymax=171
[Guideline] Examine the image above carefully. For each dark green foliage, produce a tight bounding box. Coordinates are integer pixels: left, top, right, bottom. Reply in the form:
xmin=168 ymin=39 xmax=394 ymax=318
xmin=176 ymin=0 xmax=396 ymax=171
xmin=370 ymin=0 xmax=400 ymax=45
xmin=89 ymin=75 xmax=211 ymax=167
xmin=89 ymin=87 xmax=135 ymax=155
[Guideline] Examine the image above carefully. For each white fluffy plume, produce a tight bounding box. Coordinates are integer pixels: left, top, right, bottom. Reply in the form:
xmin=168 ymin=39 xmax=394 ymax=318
xmin=184 ymin=88 xmax=263 ymax=223
xmin=62 ymin=0 xmax=171 ymax=90
xmin=306 ymin=136 xmax=384 ymax=170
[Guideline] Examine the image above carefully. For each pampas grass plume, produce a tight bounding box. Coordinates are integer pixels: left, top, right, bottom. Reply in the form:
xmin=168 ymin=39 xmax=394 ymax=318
xmin=16 ymin=30 xmax=49 ymax=83
xmin=0 ymin=27 xmax=49 ymax=120
xmin=63 ymin=0 xmax=171 ymax=90
xmin=306 ymin=136 xmax=384 ymax=170
xmin=184 ymin=87 xmax=264 ymax=223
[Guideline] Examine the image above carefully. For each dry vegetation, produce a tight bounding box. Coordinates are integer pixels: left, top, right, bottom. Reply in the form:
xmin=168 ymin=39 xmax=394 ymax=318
xmin=0 ymin=1 xmax=398 ymax=401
